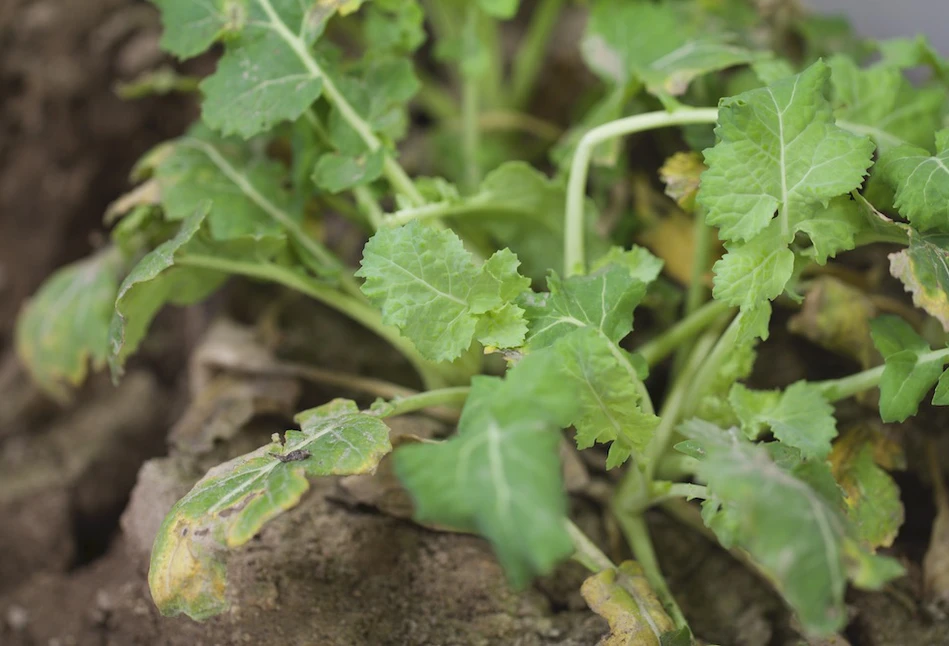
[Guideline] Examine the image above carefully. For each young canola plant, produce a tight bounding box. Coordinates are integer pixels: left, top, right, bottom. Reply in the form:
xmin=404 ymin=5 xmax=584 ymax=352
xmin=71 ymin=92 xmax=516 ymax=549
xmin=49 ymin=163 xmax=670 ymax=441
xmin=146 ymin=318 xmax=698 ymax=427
xmin=16 ymin=0 xmax=949 ymax=640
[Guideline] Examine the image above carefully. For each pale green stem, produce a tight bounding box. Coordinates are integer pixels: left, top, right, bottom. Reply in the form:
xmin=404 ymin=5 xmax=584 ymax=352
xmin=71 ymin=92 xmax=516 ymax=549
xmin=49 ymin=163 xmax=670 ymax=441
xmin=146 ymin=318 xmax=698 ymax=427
xmin=564 ymin=108 xmax=720 ymax=276
xmin=814 ymin=348 xmax=949 ymax=402
xmin=680 ymin=313 xmax=743 ymax=419
xmin=509 ymin=0 xmax=566 ymax=109
xmin=651 ymin=483 xmax=708 ymax=505
xmin=461 ymin=4 xmax=482 ymax=194
xmin=175 ymin=254 xmax=448 ymax=390
xmin=685 ymin=211 xmax=712 ymax=318
xmin=566 ymin=520 xmax=615 ymax=573
xmin=374 ymin=387 xmax=471 ymax=418
xmin=637 ymin=300 xmax=734 ymax=367
xmin=256 ymin=0 xmax=424 ymax=207
xmin=354 ymin=187 xmax=385 ymax=231
xmin=613 ymin=513 xmax=690 ymax=632
xmin=642 ymin=330 xmax=719 ymax=483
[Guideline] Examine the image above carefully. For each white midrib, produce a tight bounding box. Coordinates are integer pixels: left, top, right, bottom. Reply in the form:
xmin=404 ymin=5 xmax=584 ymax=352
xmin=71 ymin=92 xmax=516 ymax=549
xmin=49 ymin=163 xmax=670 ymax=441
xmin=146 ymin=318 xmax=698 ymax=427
xmin=768 ymin=86 xmax=791 ymax=240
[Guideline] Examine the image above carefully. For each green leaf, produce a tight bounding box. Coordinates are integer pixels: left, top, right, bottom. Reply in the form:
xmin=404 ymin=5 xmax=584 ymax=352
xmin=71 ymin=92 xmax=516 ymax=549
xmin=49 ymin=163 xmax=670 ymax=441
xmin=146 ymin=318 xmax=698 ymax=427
xmin=554 ymin=328 xmax=659 ymax=469
xmin=523 ymin=263 xmax=656 ymax=466
xmin=934 ymin=368 xmax=949 ymax=405
xmin=398 ymin=162 xmax=606 ymax=281
xmin=155 ymin=129 xmax=298 ymax=240
xmin=680 ymin=420 xmax=902 ymax=635
xmin=711 ymin=222 xmax=794 ymax=309
xmin=15 ymin=247 xmax=124 ymax=401
xmin=870 ymin=315 xmax=946 ymax=422
xmin=151 ymin=0 xmax=245 ymax=60
xmin=312 ymin=148 xmax=385 ymax=192
xmin=198 ymin=0 xmax=329 ymax=138
xmin=584 ymin=0 xmax=758 ymax=100
xmin=580 ymin=561 xmax=679 ymax=646
xmin=108 ymin=206 xmax=285 ymax=379
xmin=830 ymin=429 xmax=905 ymax=550
xmin=107 ymin=207 xmax=227 ymax=378
xmin=394 ymin=352 xmax=579 ymax=587
xmin=700 ymin=61 xmax=874 ymax=309
xmin=878 ymin=35 xmax=949 ymax=85
xmin=590 ymin=246 xmax=664 ymax=286
xmin=829 ymin=56 xmax=945 ymax=153
xmin=889 ymin=230 xmax=949 ymax=331
xmin=524 ymin=265 xmax=646 ymax=350
xmin=149 ymin=398 xmax=392 ymax=620
xmin=879 ymin=130 xmax=949 ymax=233
xmin=356 ymin=221 xmax=531 ymax=362
xmin=478 ymin=0 xmax=518 ymax=19
xmin=729 ymin=381 xmax=837 ymax=460
xmin=323 ymin=57 xmax=420 ymax=149
xmin=701 ymin=61 xmax=874 ymax=243
xmin=364 ymin=0 xmax=426 ymax=55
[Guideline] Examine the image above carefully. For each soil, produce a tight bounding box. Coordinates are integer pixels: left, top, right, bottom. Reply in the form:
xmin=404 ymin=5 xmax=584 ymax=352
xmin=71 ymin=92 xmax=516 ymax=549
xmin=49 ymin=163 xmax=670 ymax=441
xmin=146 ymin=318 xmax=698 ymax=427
xmin=3 ymin=1 xmax=949 ymax=645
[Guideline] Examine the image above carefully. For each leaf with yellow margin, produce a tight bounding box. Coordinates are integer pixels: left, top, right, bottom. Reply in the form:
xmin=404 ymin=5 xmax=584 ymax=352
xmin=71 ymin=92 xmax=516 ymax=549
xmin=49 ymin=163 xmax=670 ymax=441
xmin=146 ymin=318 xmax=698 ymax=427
xmin=581 ymin=561 xmax=684 ymax=646
xmin=829 ymin=427 xmax=905 ymax=550
xmin=889 ymin=230 xmax=949 ymax=332
xmin=149 ymin=399 xmax=392 ymax=620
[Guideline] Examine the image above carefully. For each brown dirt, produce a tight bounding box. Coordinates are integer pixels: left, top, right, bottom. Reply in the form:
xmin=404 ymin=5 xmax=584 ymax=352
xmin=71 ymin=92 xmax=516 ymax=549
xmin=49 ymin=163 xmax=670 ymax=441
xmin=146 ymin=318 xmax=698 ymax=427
xmin=4 ymin=1 xmax=949 ymax=645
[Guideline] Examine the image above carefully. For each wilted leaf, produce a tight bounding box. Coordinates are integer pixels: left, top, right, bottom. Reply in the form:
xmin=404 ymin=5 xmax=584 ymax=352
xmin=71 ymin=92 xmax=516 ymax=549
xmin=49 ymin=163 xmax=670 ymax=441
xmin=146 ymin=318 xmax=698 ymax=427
xmin=149 ymin=398 xmax=392 ymax=619
xmin=15 ymin=247 xmax=124 ymax=401
xmin=580 ymin=561 xmax=679 ymax=646
xmin=659 ymin=152 xmax=706 ymax=211
xmin=829 ymin=427 xmax=905 ymax=550
xmin=889 ymin=230 xmax=949 ymax=332
xmin=788 ymin=277 xmax=877 ymax=368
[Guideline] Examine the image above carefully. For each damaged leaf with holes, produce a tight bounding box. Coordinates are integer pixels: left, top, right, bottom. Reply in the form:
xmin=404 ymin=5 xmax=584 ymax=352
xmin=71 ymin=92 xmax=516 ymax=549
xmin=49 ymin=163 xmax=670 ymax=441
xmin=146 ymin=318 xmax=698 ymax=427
xmin=149 ymin=399 xmax=391 ymax=619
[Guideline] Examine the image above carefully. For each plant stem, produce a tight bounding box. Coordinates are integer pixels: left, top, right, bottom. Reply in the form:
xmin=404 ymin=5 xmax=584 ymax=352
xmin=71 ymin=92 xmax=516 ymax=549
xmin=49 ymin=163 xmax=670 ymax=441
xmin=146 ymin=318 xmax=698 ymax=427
xmin=680 ymin=312 xmax=743 ymax=419
xmin=685 ymin=212 xmax=712 ymax=318
xmin=256 ymin=0 xmax=424 ymax=207
xmin=564 ymin=108 xmax=719 ymax=276
xmin=509 ymin=0 xmax=565 ymax=109
xmin=353 ymin=186 xmax=385 ymax=231
xmin=637 ymin=300 xmax=734 ymax=367
xmin=176 ymin=254 xmax=448 ymax=390
xmin=566 ymin=520 xmax=616 ymax=573
xmin=814 ymin=348 xmax=949 ymax=402
xmin=642 ymin=330 xmax=719 ymax=482
xmin=374 ymin=387 xmax=471 ymax=419
xmin=651 ymin=483 xmax=708 ymax=504
xmin=461 ymin=4 xmax=482 ymax=194
xmin=180 ymin=138 xmax=361 ymax=295
xmin=613 ymin=513 xmax=689 ymax=631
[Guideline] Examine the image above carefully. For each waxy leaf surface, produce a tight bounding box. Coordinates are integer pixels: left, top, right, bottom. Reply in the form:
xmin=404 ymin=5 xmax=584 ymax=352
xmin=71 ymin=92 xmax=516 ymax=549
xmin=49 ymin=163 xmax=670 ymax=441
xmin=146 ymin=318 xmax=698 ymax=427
xmin=357 ymin=221 xmax=530 ymax=362
xmin=681 ymin=420 xmax=902 ymax=635
xmin=394 ymin=353 xmax=579 ymax=587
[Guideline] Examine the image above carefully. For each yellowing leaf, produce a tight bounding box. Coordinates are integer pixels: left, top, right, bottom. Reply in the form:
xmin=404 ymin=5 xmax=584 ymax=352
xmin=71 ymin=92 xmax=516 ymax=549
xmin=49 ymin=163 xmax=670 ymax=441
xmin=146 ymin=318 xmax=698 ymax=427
xmin=15 ymin=247 xmax=124 ymax=402
xmin=889 ymin=230 xmax=949 ymax=332
xmin=659 ymin=152 xmax=706 ymax=211
xmin=580 ymin=561 xmax=679 ymax=646
xmin=829 ymin=427 xmax=905 ymax=549
xmin=149 ymin=399 xmax=391 ymax=619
